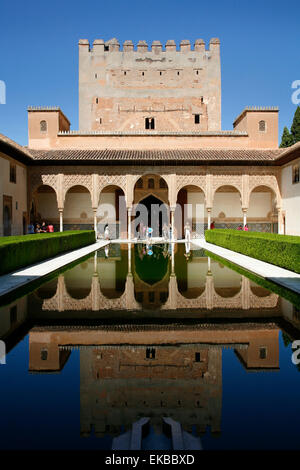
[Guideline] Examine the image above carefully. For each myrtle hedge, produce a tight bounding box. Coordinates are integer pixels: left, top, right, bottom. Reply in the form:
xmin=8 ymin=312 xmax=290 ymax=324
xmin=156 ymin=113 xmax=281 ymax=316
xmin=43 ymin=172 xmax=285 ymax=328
xmin=205 ymin=229 xmax=300 ymax=274
xmin=0 ymin=230 xmax=95 ymax=275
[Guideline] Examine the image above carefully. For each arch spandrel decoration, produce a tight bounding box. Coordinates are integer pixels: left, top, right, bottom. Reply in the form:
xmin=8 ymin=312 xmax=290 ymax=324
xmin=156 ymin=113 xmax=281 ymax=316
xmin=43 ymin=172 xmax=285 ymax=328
xmin=211 ymin=175 xmax=243 ymax=205
xmin=62 ymin=174 xmax=93 ymax=202
xmin=30 ymin=172 xmax=59 ymax=196
xmin=247 ymin=175 xmax=281 ymax=209
xmin=97 ymin=174 xmax=127 ymax=204
xmin=176 ymin=174 xmax=207 ymax=199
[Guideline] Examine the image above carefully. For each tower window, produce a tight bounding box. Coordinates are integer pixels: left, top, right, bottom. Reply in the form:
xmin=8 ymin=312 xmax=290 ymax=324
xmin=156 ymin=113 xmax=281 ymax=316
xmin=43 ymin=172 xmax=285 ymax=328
xmin=259 ymin=347 xmax=267 ymax=359
xmin=177 ymin=71 xmax=180 ymax=76
xmin=41 ymin=349 xmax=48 ymax=361
xmin=293 ymin=165 xmax=300 ymax=184
xmin=159 ymin=71 xmax=162 ymax=76
xmin=194 ymin=114 xmax=200 ymax=124
xmin=146 ymin=348 xmax=156 ymax=359
xmin=142 ymin=71 xmax=144 ymax=76
xmin=195 ymin=352 xmax=201 ymax=362
xmin=96 ymin=98 xmax=98 ymax=104
xmin=124 ymin=71 xmax=127 ymax=76
xmin=9 ymin=163 xmax=16 ymax=183
xmin=259 ymin=120 xmax=266 ymax=132
xmin=95 ymin=73 xmax=97 ymax=79
xmin=40 ymin=120 xmax=47 ymax=133
xmin=145 ymin=117 xmax=155 ymax=130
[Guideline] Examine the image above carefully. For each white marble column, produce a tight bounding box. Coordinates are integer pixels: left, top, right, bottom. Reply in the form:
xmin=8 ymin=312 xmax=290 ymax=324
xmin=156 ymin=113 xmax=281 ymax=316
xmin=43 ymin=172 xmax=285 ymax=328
xmin=59 ymin=209 xmax=63 ymax=232
xmin=277 ymin=208 xmax=283 ymax=234
xmin=93 ymin=209 xmax=97 ymax=237
xmin=170 ymin=209 xmax=175 ymax=241
xmin=207 ymin=208 xmax=211 ymax=230
xmin=243 ymin=208 xmax=247 ymax=228
xmin=127 ymin=208 xmax=132 ymax=240
xmin=128 ymin=243 xmax=132 ymax=274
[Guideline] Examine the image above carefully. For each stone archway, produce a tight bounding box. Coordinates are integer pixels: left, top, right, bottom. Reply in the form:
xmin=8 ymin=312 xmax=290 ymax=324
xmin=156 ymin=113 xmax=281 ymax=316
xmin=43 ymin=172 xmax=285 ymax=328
xmin=212 ymin=185 xmax=243 ymax=229
xmin=64 ymin=185 xmax=93 ymax=231
xmin=97 ymin=184 xmax=126 ymax=239
xmin=248 ymin=185 xmax=278 ymax=233
xmin=133 ymin=174 xmax=169 ymax=238
xmin=32 ymin=184 xmax=59 ymax=230
xmin=175 ymin=184 xmax=206 ymax=239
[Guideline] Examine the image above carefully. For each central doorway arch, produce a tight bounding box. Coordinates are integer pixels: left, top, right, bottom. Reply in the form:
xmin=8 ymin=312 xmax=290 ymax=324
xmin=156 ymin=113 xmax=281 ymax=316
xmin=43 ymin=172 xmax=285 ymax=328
xmin=136 ymin=195 xmax=166 ymax=237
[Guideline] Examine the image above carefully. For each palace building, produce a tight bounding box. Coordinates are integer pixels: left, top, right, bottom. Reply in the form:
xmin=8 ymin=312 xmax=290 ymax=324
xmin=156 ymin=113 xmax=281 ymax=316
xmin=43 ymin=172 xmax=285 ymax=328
xmin=1 ymin=37 xmax=300 ymax=238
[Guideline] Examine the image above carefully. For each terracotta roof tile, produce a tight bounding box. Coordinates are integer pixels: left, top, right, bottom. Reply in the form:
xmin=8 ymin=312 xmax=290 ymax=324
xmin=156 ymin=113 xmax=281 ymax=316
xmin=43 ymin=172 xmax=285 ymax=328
xmin=28 ymin=148 xmax=284 ymax=163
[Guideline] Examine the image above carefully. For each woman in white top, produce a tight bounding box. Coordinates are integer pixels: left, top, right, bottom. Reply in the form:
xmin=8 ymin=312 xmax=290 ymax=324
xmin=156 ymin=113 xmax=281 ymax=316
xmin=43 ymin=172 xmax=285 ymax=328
xmin=184 ymin=221 xmax=191 ymax=241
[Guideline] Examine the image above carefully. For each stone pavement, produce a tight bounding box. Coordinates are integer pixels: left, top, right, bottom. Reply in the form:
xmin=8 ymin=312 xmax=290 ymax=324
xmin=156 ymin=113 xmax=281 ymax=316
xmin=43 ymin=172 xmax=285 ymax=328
xmin=0 ymin=240 xmax=109 ymax=299
xmin=193 ymin=239 xmax=300 ymax=296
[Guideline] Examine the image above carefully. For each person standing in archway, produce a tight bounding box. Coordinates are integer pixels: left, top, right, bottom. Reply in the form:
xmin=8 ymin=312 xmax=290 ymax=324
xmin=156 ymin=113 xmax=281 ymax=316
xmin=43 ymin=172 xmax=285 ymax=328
xmin=184 ymin=221 xmax=191 ymax=241
xmin=104 ymin=223 xmax=110 ymax=240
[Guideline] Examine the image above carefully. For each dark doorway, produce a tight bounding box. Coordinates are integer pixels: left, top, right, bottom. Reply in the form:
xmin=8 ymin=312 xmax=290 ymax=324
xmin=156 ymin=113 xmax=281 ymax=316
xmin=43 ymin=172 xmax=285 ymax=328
xmin=136 ymin=195 xmax=167 ymax=237
xmin=3 ymin=195 xmax=12 ymax=236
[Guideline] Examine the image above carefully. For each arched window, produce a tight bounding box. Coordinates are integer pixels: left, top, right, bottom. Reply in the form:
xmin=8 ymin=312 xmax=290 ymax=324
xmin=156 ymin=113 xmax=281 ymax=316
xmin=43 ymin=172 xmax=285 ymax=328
xmin=259 ymin=120 xmax=266 ymax=132
xmin=40 ymin=120 xmax=47 ymax=133
xmin=148 ymin=178 xmax=155 ymax=189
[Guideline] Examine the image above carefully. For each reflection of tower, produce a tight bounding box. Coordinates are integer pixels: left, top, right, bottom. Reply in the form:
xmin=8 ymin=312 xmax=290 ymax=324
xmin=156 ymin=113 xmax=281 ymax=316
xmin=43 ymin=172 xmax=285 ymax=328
xmin=79 ymin=345 xmax=222 ymax=439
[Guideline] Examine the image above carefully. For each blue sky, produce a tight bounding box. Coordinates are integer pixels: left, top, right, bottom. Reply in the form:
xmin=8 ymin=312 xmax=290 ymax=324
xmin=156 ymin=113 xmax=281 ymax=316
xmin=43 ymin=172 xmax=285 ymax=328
xmin=0 ymin=0 xmax=299 ymax=146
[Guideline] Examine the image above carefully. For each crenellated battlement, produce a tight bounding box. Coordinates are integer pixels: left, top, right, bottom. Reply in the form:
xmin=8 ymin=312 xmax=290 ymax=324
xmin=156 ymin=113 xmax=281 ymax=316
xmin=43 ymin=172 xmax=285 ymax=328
xmin=79 ymin=37 xmax=220 ymax=53
xmin=79 ymin=36 xmax=221 ymax=132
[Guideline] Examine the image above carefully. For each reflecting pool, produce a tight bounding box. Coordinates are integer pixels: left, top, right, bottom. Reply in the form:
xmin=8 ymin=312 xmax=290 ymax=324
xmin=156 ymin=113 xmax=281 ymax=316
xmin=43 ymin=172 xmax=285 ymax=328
xmin=0 ymin=243 xmax=300 ymax=450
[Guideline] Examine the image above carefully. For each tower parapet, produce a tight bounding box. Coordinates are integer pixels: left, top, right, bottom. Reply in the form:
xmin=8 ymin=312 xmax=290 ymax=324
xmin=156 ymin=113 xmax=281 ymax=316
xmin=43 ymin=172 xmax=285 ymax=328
xmin=78 ymin=37 xmax=221 ymax=132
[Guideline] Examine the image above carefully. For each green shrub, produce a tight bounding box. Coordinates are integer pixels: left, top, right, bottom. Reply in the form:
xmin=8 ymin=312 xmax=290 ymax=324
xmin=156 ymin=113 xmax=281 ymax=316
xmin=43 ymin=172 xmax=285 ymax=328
xmin=205 ymin=229 xmax=300 ymax=274
xmin=0 ymin=231 xmax=95 ymax=275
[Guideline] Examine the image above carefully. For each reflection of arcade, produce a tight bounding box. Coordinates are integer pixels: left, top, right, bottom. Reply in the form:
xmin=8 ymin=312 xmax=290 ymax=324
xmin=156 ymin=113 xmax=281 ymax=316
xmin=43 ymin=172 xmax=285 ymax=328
xmin=27 ymin=322 xmax=280 ymax=439
xmin=35 ymin=245 xmax=279 ymax=313
xmin=133 ymin=244 xmax=170 ymax=309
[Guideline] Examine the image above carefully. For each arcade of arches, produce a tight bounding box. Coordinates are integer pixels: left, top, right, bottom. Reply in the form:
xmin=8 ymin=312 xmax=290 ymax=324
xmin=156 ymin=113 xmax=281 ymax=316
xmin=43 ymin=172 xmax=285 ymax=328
xmin=29 ymin=167 xmax=282 ymax=238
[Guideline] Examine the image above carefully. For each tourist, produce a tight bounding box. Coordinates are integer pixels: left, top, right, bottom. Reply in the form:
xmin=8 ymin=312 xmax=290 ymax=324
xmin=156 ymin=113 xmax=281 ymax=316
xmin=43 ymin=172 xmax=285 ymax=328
xmin=40 ymin=221 xmax=47 ymax=233
xmin=244 ymin=224 xmax=249 ymax=231
xmin=35 ymin=223 xmax=41 ymax=233
xmin=147 ymin=226 xmax=153 ymax=240
xmin=27 ymin=222 xmax=34 ymax=234
xmin=184 ymin=221 xmax=191 ymax=241
xmin=237 ymin=224 xmax=243 ymax=230
xmin=47 ymin=223 xmax=54 ymax=232
xmin=162 ymin=223 xmax=169 ymax=240
xmin=211 ymin=221 xmax=215 ymax=229
xmin=104 ymin=223 xmax=110 ymax=240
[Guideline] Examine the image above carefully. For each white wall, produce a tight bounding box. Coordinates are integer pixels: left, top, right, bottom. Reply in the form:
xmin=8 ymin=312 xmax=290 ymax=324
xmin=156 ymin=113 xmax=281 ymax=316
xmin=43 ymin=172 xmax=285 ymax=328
xmin=212 ymin=192 xmax=242 ymax=218
xmin=64 ymin=192 xmax=93 ymax=219
xmin=98 ymin=192 xmax=116 ymax=223
xmin=36 ymin=192 xmax=58 ymax=219
xmin=281 ymin=161 xmax=300 ymax=235
xmin=0 ymin=154 xmax=28 ymax=236
xmin=248 ymin=193 xmax=272 ymax=217
xmin=187 ymin=192 xmax=205 ymax=220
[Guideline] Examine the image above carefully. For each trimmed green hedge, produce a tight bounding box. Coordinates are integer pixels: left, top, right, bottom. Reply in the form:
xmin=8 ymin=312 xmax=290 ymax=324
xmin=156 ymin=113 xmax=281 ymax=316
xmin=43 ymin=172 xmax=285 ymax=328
xmin=0 ymin=231 xmax=95 ymax=276
xmin=205 ymin=229 xmax=300 ymax=274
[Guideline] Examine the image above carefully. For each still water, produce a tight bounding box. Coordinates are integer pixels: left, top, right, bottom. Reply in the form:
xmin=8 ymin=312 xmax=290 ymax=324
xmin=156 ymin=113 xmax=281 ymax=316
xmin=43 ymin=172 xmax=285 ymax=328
xmin=0 ymin=243 xmax=300 ymax=450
